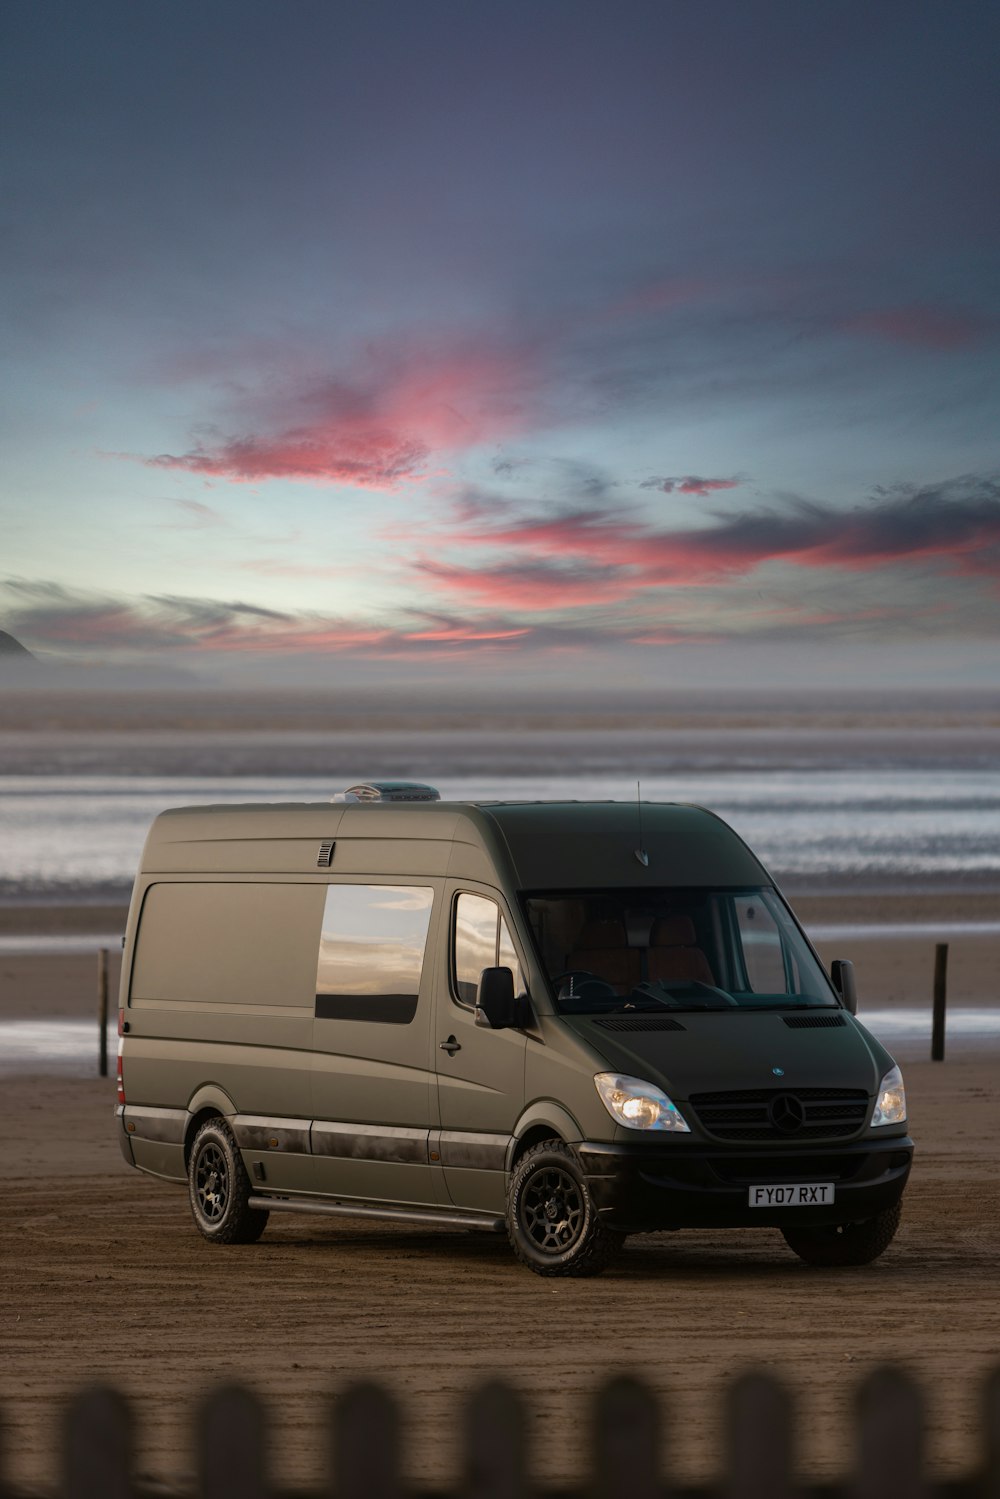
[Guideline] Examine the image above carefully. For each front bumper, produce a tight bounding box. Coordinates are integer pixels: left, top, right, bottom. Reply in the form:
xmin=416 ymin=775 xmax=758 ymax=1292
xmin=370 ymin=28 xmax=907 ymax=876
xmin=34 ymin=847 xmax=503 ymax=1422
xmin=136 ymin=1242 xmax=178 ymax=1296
xmin=576 ymin=1133 xmax=913 ymax=1232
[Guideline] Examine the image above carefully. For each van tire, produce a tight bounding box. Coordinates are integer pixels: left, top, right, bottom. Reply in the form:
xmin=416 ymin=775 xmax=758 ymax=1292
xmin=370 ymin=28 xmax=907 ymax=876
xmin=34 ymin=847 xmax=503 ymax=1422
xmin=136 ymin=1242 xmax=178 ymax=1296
xmin=506 ymin=1141 xmax=624 ymax=1276
xmin=188 ymin=1118 xmax=268 ymax=1244
xmin=781 ymin=1199 xmax=901 ymax=1267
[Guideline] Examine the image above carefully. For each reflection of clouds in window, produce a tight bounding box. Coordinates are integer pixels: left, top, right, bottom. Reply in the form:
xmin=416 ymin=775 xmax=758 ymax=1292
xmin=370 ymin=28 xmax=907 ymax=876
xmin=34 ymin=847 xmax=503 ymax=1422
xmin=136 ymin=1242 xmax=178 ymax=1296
xmin=367 ymin=892 xmax=433 ymax=913
xmin=317 ymin=884 xmax=434 ymax=998
xmin=455 ymin=893 xmax=498 ymax=1005
xmin=318 ymin=936 xmax=426 ymax=995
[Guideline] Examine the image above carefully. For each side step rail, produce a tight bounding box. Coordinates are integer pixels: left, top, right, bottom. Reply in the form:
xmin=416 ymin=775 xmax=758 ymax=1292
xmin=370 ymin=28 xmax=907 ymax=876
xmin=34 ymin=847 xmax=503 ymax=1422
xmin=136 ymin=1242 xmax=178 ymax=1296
xmin=248 ymin=1194 xmax=505 ymax=1233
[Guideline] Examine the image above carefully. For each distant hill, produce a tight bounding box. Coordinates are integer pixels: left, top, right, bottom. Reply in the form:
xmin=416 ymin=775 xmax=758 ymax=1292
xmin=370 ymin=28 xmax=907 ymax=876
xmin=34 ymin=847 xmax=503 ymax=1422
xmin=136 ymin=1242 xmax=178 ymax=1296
xmin=0 ymin=630 xmax=35 ymax=660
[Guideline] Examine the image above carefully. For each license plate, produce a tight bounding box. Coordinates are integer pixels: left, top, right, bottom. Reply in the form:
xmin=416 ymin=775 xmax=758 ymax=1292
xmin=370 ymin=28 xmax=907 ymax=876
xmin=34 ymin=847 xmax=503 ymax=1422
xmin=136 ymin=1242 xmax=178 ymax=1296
xmin=748 ymin=1182 xmax=835 ymax=1207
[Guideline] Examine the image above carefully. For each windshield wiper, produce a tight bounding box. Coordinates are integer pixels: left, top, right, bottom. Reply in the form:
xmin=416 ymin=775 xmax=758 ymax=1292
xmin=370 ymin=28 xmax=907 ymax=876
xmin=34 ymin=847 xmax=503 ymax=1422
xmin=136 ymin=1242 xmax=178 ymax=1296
xmin=631 ymin=979 xmax=738 ymax=1009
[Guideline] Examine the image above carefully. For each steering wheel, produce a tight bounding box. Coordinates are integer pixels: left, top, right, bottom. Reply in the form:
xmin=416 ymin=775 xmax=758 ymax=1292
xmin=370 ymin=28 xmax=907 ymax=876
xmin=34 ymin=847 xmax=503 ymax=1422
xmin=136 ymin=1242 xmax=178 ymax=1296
xmin=552 ymin=970 xmax=599 ymax=992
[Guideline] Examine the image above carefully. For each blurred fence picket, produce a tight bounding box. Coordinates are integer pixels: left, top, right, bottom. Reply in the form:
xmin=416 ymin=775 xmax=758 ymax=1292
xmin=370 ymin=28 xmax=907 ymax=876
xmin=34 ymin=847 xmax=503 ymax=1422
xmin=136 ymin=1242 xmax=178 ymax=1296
xmin=62 ymin=1385 xmax=132 ymax=1499
xmin=851 ymin=1367 xmax=925 ymax=1499
xmin=724 ymin=1371 xmax=793 ymax=1499
xmin=464 ymin=1380 xmax=527 ymax=1499
xmin=198 ymin=1385 xmax=269 ymax=1499
xmin=984 ymin=1366 xmax=1000 ymax=1498
xmin=591 ymin=1377 xmax=659 ymax=1499
xmin=2 ymin=1367 xmax=991 ymax=1498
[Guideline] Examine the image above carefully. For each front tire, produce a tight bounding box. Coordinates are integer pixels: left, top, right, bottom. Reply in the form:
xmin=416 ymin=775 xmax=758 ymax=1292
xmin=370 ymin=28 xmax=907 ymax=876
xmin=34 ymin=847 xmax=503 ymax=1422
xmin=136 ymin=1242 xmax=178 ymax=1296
xmin=188 ymin=1118 xmax=268 ymax=1244
xmin=506 ymin=1141 xmax=624 ymax=1277
xmin=782 ymin=1199 xmax=901 ymax=1267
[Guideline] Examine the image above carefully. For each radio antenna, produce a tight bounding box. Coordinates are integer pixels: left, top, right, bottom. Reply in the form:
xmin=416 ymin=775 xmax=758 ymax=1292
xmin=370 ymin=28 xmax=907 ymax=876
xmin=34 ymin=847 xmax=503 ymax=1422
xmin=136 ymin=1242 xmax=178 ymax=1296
xmin=634 ymin=778 xmax=649 ymax=867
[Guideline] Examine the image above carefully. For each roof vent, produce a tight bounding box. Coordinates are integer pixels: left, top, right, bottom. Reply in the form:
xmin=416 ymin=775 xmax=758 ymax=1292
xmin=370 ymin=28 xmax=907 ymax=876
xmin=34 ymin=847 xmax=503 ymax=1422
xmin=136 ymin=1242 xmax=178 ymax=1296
xmin=332 ymin=781 xmax=441 ymax=804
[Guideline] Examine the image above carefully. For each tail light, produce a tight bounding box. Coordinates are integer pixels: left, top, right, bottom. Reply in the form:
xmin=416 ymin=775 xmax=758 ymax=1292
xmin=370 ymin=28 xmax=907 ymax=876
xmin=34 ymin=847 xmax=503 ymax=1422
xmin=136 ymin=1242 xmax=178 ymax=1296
xmin=116 ymin=1051 xmax=125 ymax=1105
xmin=117 ymin=1007 xmax=125 ymax=1037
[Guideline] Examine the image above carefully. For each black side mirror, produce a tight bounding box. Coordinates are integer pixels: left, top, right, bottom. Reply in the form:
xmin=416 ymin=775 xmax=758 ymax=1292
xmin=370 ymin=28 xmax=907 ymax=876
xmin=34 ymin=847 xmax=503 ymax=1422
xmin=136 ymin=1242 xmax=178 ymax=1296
xmin=830 ymin=958 xmax=858 ymax=1015
xmin=476 ymin=966 xmax=517 ymax=1030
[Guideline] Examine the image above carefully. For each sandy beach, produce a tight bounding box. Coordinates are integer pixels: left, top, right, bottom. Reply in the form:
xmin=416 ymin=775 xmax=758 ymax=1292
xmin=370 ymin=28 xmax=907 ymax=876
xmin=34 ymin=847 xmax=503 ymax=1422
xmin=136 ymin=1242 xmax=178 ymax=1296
xmin=1 ymin=887 xmax=998 ymax=1494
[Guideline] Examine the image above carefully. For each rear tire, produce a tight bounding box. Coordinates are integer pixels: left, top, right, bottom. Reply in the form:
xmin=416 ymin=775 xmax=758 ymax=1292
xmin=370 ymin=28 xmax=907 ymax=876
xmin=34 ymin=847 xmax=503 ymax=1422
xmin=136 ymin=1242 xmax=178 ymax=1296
xmin=188 ymin=1118 xmax=268 ymax=1244
xmin=782 ymin=1199 xmax=901 ymax=1266
xmin=506 ymin=1141 xmax=624 ymax=1277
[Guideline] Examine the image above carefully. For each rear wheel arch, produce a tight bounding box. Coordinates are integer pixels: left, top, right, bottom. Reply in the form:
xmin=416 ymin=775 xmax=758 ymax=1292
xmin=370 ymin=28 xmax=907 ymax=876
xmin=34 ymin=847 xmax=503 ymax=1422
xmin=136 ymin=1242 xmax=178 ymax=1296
xmin=183 ymin=1087 xmax=238 ymax=1165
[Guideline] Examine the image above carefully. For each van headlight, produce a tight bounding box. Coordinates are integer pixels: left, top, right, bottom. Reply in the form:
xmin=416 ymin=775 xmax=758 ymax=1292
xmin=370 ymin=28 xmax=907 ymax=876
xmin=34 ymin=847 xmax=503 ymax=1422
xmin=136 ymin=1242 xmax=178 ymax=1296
xmin=595 ymin=1073 xmax=691 ymax=1132
xmin=871 ymin=1065 xmax=907 ymax=1127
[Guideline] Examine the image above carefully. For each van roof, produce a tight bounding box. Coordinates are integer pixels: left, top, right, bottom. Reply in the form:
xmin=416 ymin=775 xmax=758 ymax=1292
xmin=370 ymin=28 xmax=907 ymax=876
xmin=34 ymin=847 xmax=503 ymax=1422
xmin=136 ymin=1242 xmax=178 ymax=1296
xmin=142 ymin=799 xmax=770 ymax=890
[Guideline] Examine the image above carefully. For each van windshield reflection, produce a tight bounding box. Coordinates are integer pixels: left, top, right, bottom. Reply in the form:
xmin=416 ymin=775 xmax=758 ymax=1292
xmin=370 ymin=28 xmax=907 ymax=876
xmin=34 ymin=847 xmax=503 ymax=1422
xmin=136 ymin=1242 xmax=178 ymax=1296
xmin=522 ymin=887 xmax=839 ymax=1015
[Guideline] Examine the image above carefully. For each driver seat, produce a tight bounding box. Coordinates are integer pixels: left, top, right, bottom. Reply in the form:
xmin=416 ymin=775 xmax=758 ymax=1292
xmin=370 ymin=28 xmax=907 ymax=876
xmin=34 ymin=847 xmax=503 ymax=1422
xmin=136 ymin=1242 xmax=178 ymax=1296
xmin=647 ymin=915 xmax=714 ymax=985
xmin=567 ymin=916 xmax=640 ymax=994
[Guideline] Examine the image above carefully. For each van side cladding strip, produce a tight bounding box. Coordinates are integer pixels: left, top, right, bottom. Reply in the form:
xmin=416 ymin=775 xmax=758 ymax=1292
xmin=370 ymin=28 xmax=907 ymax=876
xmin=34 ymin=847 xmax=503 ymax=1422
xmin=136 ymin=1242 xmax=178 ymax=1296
xmin=311 ymin=1120 xmax=429 ymax=1165
xmin=435 ymin=1131 xmax=510 ymax=1172
xmin=231 ymin=1116 xmax=312 ymax=1154
xmin=121 ymin=1106 xmax=188 ymax=1145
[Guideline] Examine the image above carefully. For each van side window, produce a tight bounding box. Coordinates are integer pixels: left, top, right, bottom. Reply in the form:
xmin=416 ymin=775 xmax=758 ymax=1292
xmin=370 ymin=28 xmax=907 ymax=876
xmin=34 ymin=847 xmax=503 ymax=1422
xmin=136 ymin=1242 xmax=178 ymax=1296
xmin=453 ymin=893 xmax=523 ymax=1006
xmin=731 ymin=895 xmax=789 ymax=994
xmin=316 ymin=884 xmax=434 ymax=1024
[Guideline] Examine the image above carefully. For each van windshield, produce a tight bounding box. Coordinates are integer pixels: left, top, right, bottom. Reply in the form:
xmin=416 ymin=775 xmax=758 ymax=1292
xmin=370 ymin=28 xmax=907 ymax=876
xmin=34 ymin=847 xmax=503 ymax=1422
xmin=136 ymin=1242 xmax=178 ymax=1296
xmin=522 ymin=887 xmax=839 ymax=1013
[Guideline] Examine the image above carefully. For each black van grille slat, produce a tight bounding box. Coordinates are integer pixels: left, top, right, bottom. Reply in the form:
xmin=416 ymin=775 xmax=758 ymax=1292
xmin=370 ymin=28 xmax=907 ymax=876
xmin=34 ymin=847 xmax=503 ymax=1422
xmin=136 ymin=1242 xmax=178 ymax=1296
xmin=783 ymin=1013 xmax=847 ymax=1029
xmin=688 ymin=1087 xmax=869 ymax=1143
xmin=594 ymin=1016 xmax=686 ymax=1032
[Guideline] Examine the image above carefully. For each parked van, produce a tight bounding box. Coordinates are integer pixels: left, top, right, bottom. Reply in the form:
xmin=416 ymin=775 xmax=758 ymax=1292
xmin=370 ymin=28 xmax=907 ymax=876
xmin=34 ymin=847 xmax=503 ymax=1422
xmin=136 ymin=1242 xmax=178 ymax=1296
xmin=116 ymin=784 xmax=912 ymax=1276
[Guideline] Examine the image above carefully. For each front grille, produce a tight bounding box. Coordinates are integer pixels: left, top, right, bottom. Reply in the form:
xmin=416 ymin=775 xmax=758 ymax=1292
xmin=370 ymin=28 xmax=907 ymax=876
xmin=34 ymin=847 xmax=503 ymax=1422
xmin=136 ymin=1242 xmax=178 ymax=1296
xmin=594 ymin=1016 xmax=686 ymax=1032
xmin=688 ymin=1087 xmax=869 ymax=1142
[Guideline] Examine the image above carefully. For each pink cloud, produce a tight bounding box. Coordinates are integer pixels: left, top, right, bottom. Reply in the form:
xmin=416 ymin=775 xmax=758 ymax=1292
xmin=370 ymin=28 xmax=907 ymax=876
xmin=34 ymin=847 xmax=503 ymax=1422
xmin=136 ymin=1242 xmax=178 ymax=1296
xmin=655 ymin=476 xmax=741 ymax=497
xmin=841 ymin=306 xmax=985 ymax=350
xmin=402 ymin=625 xmax=531 ymax=642
xmin=1 ymin=581 xmax=546 ymax=658
xmin=145 ymin=345 xmax=537 ymax=490
xmin=423 ymin=478 xmax=1000 ymax=606
xmin=418 ymin=558 xmax=639 ymax=611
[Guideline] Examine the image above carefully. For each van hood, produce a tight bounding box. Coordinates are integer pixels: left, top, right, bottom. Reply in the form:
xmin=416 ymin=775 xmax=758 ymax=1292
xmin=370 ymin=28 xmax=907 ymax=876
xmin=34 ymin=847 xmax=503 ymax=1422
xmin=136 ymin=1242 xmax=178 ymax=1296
xmin=564 ymin=1011 xmax=894 ymax=1100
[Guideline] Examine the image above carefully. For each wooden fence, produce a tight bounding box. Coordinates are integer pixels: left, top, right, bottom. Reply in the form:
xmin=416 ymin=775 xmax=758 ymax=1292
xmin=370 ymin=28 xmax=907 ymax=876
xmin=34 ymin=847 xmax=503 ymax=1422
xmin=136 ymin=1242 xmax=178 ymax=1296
xmin=6 ymin=1368 xmax=1000 ymax=1499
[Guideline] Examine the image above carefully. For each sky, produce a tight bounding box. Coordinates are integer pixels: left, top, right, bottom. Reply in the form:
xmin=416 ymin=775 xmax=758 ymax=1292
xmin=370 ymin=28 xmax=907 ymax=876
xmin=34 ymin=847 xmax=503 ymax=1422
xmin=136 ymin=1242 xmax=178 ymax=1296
xmin=2 ymin=0 xmax=999 ymax=691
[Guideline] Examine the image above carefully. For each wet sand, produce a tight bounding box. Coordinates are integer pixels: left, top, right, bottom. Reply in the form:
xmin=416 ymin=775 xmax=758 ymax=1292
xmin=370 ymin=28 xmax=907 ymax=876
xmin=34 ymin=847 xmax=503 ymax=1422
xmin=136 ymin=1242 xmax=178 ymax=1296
xmin=1 ymin=892 xmax=998 ymax=1494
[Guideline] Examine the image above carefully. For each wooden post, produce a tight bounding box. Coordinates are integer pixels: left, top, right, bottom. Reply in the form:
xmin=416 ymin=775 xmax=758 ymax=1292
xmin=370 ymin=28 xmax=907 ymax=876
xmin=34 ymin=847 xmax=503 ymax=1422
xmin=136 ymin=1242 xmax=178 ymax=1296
xmin=97 ymin=947 xmax=109 ymax=1078
xmin=931 ymin=943 xmax=948 ymax=1062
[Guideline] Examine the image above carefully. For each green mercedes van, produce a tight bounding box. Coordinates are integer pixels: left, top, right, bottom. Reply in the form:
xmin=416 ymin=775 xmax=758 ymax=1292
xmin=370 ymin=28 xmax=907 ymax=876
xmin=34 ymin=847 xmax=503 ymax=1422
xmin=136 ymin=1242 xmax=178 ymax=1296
xmin=115 ymin=784 xmax=912 ymax=1276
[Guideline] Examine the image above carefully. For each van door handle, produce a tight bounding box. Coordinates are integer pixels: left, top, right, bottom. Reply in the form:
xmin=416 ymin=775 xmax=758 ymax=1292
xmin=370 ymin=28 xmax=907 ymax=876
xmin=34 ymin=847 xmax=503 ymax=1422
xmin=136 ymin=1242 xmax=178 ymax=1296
xmin=439 ymin=1036 xmax=461 ymax=1055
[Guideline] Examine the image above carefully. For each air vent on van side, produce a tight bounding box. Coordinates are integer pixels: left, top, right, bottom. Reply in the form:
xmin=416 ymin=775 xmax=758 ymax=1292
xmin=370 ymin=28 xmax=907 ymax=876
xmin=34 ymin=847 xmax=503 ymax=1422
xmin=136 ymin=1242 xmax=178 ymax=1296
xmin=594 ymin=1015 xmax=686 ymax=1032
xmin=782 ymin=1013 xmax=846 ymax=1029
xmin=316 ymin=841 xmax=336 ymax=868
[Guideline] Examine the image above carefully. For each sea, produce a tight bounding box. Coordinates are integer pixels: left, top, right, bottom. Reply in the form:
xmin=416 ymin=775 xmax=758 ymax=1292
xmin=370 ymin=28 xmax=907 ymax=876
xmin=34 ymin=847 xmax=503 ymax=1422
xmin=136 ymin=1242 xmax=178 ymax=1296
xmin=1 ymin=723 xmax=999 ymax=904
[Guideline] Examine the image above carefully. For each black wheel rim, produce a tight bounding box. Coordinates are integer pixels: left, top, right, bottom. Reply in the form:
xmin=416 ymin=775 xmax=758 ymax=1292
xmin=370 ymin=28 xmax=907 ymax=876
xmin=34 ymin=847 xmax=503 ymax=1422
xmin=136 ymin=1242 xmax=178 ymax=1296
xmin=520 ymin=1165 xmax=585 ymax=1254
xmin=194 ymin=1142 xmax=229 ymax=1223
